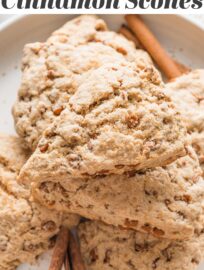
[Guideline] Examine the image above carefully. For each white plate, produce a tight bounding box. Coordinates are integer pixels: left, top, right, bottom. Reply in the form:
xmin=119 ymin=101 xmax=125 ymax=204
xmin=0 ymin=14 xmax=204 ymax=270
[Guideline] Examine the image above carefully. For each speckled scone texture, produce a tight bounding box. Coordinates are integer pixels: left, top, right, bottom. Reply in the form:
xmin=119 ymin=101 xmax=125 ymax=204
xmin=0 ymin=134 xmax=79 ymax=270
xmin=31 ymin=146 xmax=204 ymax=240
xmin=191 ymin=132 xmax=204 ymax=173
xmin=18 ymin=61 xmax=187 ymax=186
xmin=165 ymin=70 xmax=204 ymax=172
xmin=78 ymin=221 xmax=203 ymax=270
xmin=12 ymin=15 xmax=152 ymax=151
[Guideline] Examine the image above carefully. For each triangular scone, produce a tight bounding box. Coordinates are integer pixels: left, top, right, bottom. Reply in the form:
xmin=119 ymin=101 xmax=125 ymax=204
xmin=19 ymin=61 xmax=187 ymax=182
xmin=12 ymin=15 xmax=151 ymax=151
xmin=165 ymin=70 xmax=204 ymax=173
xmin=31 ymin=145 xmax=204 ymax=240
xmin=78 ymin=221 xmax=203 ymax=270
xmin=0 ymin=134 xmax=79 ymax=270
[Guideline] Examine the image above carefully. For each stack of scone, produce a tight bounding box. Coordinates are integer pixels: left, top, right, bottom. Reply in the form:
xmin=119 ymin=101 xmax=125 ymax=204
xmin=1 ymin=15 xmax=203 ymax=269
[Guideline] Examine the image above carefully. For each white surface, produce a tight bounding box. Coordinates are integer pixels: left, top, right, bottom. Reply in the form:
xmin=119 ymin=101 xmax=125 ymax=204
xmin=0 ymin=14 xmax=203 ymax=270
xmin=0 ymin=15 xmax=12 ymax=23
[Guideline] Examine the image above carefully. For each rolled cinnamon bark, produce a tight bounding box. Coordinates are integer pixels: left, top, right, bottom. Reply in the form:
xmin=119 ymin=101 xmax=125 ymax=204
xmin=119 ymin=22 xmax=190 ymax=76
xmin=125 ymin=15 xmax=182 ymax=80
xmin=64 ymin=252 xmax=71 ymax=270
xmin=69 ymin=229 xmax=86 ymax=270
xmin=49 ymin=227 xmax=69 ymax=270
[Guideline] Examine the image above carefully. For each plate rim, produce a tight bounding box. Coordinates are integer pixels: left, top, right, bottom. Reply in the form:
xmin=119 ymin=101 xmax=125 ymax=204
xmin=0 ymin=14 xmax=204 ymax=33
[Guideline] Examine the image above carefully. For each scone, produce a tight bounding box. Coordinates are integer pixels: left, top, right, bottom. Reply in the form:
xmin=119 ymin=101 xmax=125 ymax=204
xmin=165 ymin=70 xmax=204 ymax=172
xmin=29 ymin=145 xmax=204 ymax=240
xmin=18 ymin=61 xmax=187 ymax=186
xmin=0 ymin=134 xmax=79 ymax=270
xmin=12 ymin=15 xmax=152 ymax=151
xmin=78 ymin=221 xmax=203 ymax=270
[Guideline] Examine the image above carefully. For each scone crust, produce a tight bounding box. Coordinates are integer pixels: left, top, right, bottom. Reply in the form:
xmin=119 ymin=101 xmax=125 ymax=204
xmin=165 ymin=69 xmax=204 ymax=172
xmin=12 ymin=15 xmax=151 ymax=151
xmin=0 ymin=134 xmax=79 ymax=270
xmin=78 ymin=221 xmax=203 ymax=270
xmin=32 ymin=146 xmax=204 ymax=240
xmin=18 ymin=60 xmax=187 ymax=188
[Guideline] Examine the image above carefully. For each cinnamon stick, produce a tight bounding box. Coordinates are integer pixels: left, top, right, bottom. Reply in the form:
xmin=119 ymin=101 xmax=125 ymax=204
xmin=64 ymin=252 xmax=71 ymax=270
xmin=125 ymin=15 xmax=182 ymax=80
xmin=119 ymin=25 xmax=142 ymax=48
xmin=119 ymin=23 xmax=189 ymax=75
xmin=69 ymin=229 xmax=86 ymax=270
xmin=49 ymin=227 xmax=69 ymax=270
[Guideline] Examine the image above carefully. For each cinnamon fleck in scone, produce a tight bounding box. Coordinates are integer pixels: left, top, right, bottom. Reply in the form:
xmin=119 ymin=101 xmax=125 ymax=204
xmin=12 ymin=15 xmax=152 ymax=151
xmin=165 ymin=70 xmax=204 ymax=172
xmin=30 ymin=145 xmax=204 ymax=240
xmin=0 ymin=134 xmax=79 ymax=270
xmin=18 ymin=61 xmax=187 ymax=187
xmin=78 ymin=221 xmax=203 ymax=270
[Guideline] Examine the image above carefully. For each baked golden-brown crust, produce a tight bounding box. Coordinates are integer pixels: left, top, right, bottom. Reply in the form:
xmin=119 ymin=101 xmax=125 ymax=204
xmin=31 ymin=146 xmax=204 ymax=240
xmin=18 ymin=60 xmax=187 ymax=191
xmin=165 ymin=69 xmax=204 ymax=173
xmin=78 ymin=221 xmax=203 ymax=270
xmin=12 ymin=15 xmax=152 ymax=151
xmin=0 ymin=134 xmax=79 ymax=270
